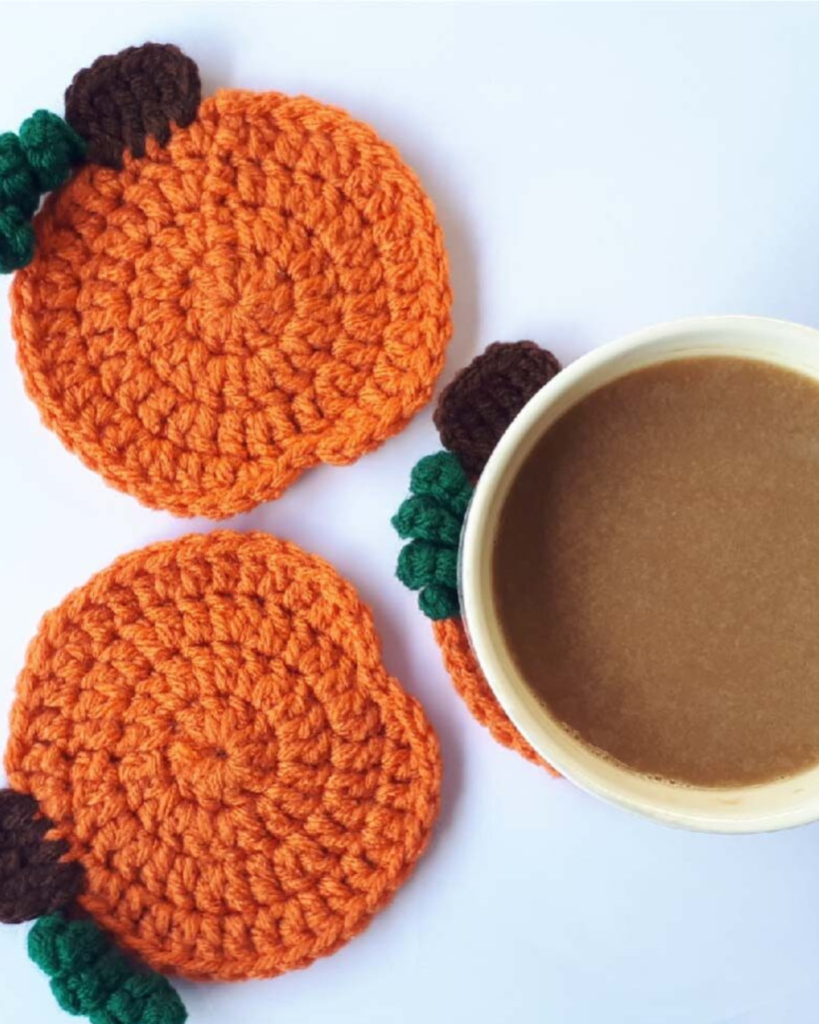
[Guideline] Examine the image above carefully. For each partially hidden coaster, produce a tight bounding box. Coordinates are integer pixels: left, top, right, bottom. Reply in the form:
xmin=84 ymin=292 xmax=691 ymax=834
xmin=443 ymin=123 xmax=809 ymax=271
xmin=2 ymin=531 xmax=441 ymax=1021
xmin=392 ymin=341 xmax=563 ymax=771
xmin=4 ymin=42 xmax=452 ymax=518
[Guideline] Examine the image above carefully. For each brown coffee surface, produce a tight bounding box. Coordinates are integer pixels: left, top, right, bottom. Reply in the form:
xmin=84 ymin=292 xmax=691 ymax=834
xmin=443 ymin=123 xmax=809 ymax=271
xmin=493 ymin=356 xmax=819 ymax=787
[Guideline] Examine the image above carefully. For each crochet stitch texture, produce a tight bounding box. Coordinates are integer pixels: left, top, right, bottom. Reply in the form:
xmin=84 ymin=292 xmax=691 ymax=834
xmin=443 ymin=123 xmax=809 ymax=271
xmin=0 ymin=790 xmax=83 ymax=924
xmin=6 ymin=531 xmax=442 ymax=981
xmin=64 ymin=43 xmax=201 ymax=169
xmin=393 ymin=341 xmax=562 ymax=770
xmin=29 ymin=912 xmax=186 ymax=1024
xmin=13 ymin=87 xmax=451 ymax=517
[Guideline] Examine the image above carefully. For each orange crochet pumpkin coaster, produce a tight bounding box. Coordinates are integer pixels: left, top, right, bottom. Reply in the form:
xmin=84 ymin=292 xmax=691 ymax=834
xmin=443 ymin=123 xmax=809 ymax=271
xmin=5 ymin=43 xmax=452 ymax=518
xmin=392 ymin=341 xmax=563 ymax=772
xmin=2 ymin=530 xmax=441 ymax=1019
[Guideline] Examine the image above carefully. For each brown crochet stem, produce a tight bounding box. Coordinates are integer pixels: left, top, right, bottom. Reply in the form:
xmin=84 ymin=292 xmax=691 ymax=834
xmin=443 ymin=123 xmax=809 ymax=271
xmin=0 ymin=790 xmax=83 ymax=924
xmin=434 ymin=341 xmax=561 ymax=477
xmin=64 ymin=42 xmax=201 ymax=169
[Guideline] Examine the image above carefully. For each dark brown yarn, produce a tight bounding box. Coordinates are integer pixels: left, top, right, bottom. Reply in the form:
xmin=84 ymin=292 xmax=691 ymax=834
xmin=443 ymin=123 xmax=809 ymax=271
xmin=0 ymin=790 xmax=83 ymax=924
xmin=64 ymin=43 xmax=201 ymax=169
xmin=434 ymin=341 xmax=561 ymax=478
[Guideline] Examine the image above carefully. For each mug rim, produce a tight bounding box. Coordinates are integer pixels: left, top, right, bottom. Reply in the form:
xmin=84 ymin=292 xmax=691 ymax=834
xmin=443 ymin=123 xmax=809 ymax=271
xmin=459 ymin=314 xmax=819 ymax=833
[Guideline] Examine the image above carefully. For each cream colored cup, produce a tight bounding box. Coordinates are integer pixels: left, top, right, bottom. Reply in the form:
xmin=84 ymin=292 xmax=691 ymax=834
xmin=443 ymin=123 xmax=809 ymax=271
xmin=460 ymin=315 xmax=819 ymax=833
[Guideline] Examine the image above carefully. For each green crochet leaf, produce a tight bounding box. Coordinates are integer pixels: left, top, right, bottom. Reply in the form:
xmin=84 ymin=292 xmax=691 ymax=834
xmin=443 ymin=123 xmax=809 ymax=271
xmin=0 ymin=204 xmax=35 ymax=273
xmin=419 ymin=584 xmax=460 ymax=620
xmin=28 ymin=913 xmax=187 ymax=1024
xmin=102 ymin=973 xmax=187 ymax=1024
xmin=409 ymin=451 xmax=472 ymax=517
xmin=397 ymin=540 xmax=458 ymax=591
xmin=19 ymin=110 xmax=86 ymax=192
xmin=393 ymin=450 xmax=473 ymax=619
xmin=0 ymin=110 xmax=86 ymax=273
xmin=0 ymin=132 xmax=38 ymax=216
xmin=392 ymin=494 xmax=462 ymax=547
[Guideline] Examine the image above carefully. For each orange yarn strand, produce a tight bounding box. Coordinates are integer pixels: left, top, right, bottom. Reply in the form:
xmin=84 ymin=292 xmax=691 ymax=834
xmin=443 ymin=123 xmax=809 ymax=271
xmin=13 ymin=91 xmax=451 ymax=518
xmin=6 ymin=531 xmax=442 ymax=981
xmin=433 ymin=617 xmax=558 ymax=774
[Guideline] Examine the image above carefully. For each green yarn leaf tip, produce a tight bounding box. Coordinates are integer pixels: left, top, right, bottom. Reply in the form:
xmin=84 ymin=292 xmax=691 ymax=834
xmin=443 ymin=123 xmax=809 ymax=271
xmin=409 ymin=451 xmax=472 ymax=517
xmin=419 ymin=584 xmax=460 ymax=620
xmin=19 ymin=110 xmax=86 ymax=192
xmin=28 ymin=913 xmax=187 ymax=1024
xmin=397 ymin=539 xmax=458 ymax=591
xmin=393 ymin=451 xmax=473 ymax=619
xmin=104 ymin=973 xmax=188 ymax=1024
xmin=392 ymin=494 xmax=462 ymax=547
xmin=0 ymin=110 xmax=86 ymax=273
xmin=0 ymin=205 xmax=35 ymax=273
xmin=0 ymin=132 xmax=39 ymax=216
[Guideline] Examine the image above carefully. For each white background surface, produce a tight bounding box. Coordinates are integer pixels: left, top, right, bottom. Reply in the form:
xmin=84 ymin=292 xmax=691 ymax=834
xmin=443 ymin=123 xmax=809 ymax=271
xmin=2 ymin=3 xmax=819 ymax=1022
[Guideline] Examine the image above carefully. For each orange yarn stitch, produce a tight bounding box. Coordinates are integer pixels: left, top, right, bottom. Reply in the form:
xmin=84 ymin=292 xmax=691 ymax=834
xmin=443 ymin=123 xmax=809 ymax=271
xmin=433 ymin=618 xmax=558 ymax=774
xmin=12 ymin=90 xmax=452 ymax=518
xmin=5 ymin=531 xmax=441 ymax=981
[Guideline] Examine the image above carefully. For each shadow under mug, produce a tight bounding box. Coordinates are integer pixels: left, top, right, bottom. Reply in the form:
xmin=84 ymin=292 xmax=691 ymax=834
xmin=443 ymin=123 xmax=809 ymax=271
xmin=460 ymin=315 xmax=819 ymax=833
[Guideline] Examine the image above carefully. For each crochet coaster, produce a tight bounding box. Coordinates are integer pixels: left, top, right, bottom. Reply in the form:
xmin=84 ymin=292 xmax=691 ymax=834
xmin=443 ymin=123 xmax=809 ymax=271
xmin=4 ymin=43 xmax=452 ymax=518
xmin=2 ymin=531 xmax=441 ymax=1020
xmin=392 ymin=341 xmax=563 ymax=771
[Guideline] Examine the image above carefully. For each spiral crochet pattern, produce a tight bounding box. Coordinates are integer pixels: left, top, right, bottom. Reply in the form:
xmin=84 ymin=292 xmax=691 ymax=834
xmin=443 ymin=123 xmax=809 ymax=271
xmin=6 ymin=531 xmax=441 ymax=981
xmin=13 ymin=84 xmax=451 ymax=517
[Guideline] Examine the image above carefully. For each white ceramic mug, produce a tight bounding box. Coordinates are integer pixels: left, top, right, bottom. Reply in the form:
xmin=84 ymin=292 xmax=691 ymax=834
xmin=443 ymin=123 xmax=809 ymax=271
xmin=460 ymin=315 xmax=819 ymax=833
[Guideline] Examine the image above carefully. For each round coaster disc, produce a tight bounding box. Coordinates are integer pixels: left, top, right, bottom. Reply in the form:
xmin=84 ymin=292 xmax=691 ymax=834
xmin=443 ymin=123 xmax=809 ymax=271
xmin=6 ymin=531 xmax=441 ymax=980
xmin=12 ymin=90 xmax=451 ymax=518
